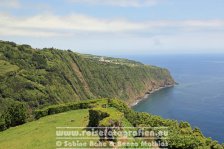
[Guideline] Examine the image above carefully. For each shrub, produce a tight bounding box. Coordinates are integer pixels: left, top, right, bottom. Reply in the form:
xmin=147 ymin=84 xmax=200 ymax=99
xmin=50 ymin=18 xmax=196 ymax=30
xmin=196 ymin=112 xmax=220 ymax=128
xmin=88 ymin=107 xmax=123 ymax=127
xmin=48 ymin=105 xmax=70 ymax=115
xmin=0 ymin=101 xmax=28 ymax=130
xmin=88 ymin=107 xmax=123 ymax=142
xmin=88 ymin=108 xmax=109 ymax=127
xmin=34 ymin=99 xmax=104 ymax=119
xmin=34 ymin=109 xmax=48 ymax=119
xmin=32 ymin=53 xmax=48 ymax=69
xmin=108 ymin=99 xmax=137 ymax=125
xmin=6 ymin=102 xmax=28 ymax=127
xmin=0 ymin=116 xmax=6 ymax=131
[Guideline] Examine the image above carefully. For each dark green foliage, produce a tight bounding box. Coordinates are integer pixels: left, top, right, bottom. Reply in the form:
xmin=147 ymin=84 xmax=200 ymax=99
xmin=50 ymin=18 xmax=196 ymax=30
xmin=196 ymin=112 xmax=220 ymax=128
xmin=179 ymin=121 xmax=191 ymax=128
xmin=1 ymin=41 xmax=221 ymax=148
xmin=0 ymin=101 xmax=28 ymax=130
xmin=0 ymin=97 xmax=222 ymax=148
xmin=88 ymin=108 xmax=109 ymax=127
xmin=0 ymin=40 xmax=174 ymax=131
xmin=108 ymin=99 xmax=137 ymax=125
xmin=34 ymin=108 xmax=48 ymax=120
xmin=34 ymin=98 xmax=223 ymax=148
xmin=47 ymin=104 xmax=70 ymax=115
xmin=0 ymin=116 xmax=6 ymax=131
xmin=0 ymin=40 xmax=174 ymax=111
xmin=32 ymin=53 xmax=48 ymax=69
xmin=88 ymin=107 xmax=123 ymax=142
xmin=88 ymin=107 xmax=123 ymax=127
xmin=20 ymin=44 xmax=32 ymax=49
xmin=6 ymin=102 xmax=27 ymax=126
xmin=210 ymin=141 xmax=224 ymax=149
xmin=34 ymin=99 xmax=104 ymax=119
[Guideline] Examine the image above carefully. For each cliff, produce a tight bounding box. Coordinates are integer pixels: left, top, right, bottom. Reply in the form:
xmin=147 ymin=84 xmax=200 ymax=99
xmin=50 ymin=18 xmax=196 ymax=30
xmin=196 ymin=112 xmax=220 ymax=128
xmin=0 ymin=40 xmax=174 ymax=110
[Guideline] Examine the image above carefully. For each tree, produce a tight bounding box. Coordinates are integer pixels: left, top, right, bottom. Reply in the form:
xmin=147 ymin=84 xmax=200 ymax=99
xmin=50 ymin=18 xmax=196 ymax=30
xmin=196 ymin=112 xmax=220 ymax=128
xmin=3 ymin=101 xmax=28 ymax=127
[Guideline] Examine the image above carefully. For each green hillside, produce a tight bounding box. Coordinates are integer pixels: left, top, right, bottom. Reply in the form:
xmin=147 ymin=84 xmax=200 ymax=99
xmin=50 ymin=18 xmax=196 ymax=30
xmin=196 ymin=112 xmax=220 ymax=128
xmin=0 ymin=99 xmax=223 ymax=149
xmin=0 ymin=40 xmax=174 ymax=119
xmin=0 ymin=109 xmax=90 ymax=149
xmin=2 ymin=40 xmax=223 ymax=148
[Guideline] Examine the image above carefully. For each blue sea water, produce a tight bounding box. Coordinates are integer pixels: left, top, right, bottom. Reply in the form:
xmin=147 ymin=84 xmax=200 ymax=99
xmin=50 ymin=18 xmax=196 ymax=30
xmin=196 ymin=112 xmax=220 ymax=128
xmin=129 ymin=54 xmax=224 ymax=143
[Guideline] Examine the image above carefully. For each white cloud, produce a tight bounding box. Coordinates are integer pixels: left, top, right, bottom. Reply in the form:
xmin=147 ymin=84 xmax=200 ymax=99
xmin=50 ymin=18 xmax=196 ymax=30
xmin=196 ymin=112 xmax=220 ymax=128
xmin=0 ymin=13 xmax=146 ymax=37
xmin=67 ymin=0 xmax=162 ymax=7
xmin=0 ymin=26 xmax=64 ymax=37
xmin=0 ymin=0 xmax=20 ymax=8
xmin=0 ymin=13 xmax=224 ymax=37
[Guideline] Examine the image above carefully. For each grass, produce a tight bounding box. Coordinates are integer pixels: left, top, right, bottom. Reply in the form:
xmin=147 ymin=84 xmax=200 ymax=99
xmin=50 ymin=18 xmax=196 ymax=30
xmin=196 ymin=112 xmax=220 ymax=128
xmin=0 ymin=109 xmax=89 ymax=149
xmin=0 ymin=107 xmax=134 ymax=149
xmin=0 ymin=60 xmax=19 ymax=76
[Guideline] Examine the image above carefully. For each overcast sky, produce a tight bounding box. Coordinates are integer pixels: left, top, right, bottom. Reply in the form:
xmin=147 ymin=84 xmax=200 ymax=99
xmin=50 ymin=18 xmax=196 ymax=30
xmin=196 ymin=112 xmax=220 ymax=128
xmin=0 ymin=0 xmax=224 ymax=55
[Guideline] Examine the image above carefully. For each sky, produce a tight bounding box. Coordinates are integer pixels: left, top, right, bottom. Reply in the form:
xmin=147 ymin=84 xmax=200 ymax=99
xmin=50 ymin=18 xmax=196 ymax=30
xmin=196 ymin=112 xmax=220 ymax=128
xmin=0 ymin=0 xmax=224 ymax=55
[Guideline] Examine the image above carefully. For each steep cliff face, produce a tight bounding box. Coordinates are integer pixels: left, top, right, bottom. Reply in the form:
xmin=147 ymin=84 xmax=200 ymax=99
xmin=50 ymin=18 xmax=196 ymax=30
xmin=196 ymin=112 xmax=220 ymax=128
xmin=0 ymin=41 xmax=174 ymax=109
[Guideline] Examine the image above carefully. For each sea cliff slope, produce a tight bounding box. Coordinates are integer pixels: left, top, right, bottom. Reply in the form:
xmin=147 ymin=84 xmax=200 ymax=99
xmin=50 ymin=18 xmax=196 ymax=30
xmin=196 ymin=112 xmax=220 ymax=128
xmin=0 ymin=40 xmax=175 ymax=109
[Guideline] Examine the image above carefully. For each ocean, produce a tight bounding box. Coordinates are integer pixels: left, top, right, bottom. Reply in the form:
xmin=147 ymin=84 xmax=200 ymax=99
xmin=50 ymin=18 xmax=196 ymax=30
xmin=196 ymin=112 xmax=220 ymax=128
xmin=128 ymin=54 xmax=224 ymax=143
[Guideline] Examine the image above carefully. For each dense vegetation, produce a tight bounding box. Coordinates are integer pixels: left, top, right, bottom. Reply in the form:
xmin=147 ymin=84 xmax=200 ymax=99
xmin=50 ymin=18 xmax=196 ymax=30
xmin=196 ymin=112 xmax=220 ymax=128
xmin=0 ymin=100 xmax=27 ymax=130
xmin=0 ymin=109 xmax=92 ymax=149
xmin=108 ymin=99 xmax=224 ymax=149
xmin=0 ymin=99 xmax=223 ymax=149
xmin=1 ymin=40 xmax=222 ymax=148
xmin=0 ymin=40 xmax=174 ymax=129
xmin=34 ymin=99 xmax=107 ymax=119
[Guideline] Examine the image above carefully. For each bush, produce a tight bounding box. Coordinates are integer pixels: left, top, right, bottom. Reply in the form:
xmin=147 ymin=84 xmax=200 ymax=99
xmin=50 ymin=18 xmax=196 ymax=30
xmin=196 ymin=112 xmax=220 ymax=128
xmin=179 ymin=121 xmax=191 ymax=128
xmin=88 ymin=108 xmax=109 ymax=127
xmin=88 ymin=107 xmax=123 ymax=142
xmin=88 ymin=107 xmax=123 ymax=127
xmin=34 ymin=99 xmax=103 ymax=119
xmin=108 ymin=99 xmax=137 ymax=125
xmin=67 ymin=102 xmax=81 ymax=110
xmin=0 ymin=116 xmax=6 ymax=131
xmin=0 ymin=101 xmax=28 ymax=130
xmin=32 ymin=53 xmax=48 ymax=69
xmin=6 ymin=102 xmax=28 ymax=127
xmin=48 ymin=105 xmax=70 ymax=115
xmin=34 ymin=108 xmax=48 ymax=119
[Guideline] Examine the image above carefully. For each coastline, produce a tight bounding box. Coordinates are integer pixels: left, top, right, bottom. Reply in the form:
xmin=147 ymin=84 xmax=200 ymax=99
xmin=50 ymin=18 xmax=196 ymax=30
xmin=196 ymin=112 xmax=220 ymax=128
xmin=129 ymin=84 xmax=174 ymax=107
